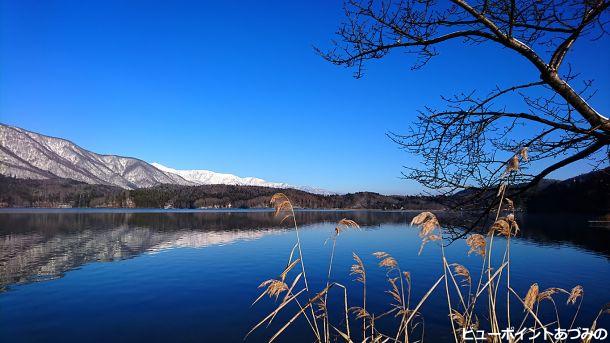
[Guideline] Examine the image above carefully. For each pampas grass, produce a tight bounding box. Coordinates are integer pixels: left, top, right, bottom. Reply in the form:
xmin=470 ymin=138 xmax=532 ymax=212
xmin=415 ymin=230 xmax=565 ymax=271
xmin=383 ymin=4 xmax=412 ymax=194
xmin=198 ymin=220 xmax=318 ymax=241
xmin=524 ymin=283 xmax=539 ymax=312
xmin=249 ymin=152 xmax=608 ymax=343
xmin=466 ymin=234 xmax=486 ymax=257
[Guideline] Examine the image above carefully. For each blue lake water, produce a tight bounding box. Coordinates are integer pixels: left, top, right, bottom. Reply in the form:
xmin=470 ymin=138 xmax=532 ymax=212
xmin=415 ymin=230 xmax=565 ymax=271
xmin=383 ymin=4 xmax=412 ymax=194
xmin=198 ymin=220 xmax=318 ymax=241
xmin=0 ymin=210 xmax=608 ymax=342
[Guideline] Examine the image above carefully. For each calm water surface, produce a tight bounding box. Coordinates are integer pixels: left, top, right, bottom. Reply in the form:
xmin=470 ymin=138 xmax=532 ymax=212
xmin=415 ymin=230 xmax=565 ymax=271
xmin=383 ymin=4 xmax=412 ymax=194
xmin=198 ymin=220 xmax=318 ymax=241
xmin=0 ymin=210 xmax=608 ymax=342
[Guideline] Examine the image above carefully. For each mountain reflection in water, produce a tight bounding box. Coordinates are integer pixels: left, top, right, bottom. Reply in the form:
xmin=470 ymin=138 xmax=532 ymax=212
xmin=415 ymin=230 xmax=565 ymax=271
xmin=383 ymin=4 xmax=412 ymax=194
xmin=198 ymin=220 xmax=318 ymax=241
xmin=0 ymin=210 xmax=607 ymax=292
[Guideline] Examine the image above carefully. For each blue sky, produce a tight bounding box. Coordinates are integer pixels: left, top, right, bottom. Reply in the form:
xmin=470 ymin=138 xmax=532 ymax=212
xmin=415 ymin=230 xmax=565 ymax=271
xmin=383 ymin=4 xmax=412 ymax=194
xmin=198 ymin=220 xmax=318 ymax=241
xmin=1 ymin=0 xmax=609 ymax=194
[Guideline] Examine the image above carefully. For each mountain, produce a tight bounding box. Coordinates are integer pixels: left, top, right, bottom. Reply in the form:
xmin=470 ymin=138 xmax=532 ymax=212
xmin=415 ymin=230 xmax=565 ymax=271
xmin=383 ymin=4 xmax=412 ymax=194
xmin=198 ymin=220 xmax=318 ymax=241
xmin=0 ymin=175 xmax=444 ymax=210
xmin=1 ymin=163 xmax=606 ymax=213
xmin=0 ymin=124 xmax=331 ymax=193
xmin=526 ymin=167 xmax=610 ymax=213
xmin=151 ymin=163 xmax=333 ymax=195
xmin=0 ymin=124 xmax=194 ymax=189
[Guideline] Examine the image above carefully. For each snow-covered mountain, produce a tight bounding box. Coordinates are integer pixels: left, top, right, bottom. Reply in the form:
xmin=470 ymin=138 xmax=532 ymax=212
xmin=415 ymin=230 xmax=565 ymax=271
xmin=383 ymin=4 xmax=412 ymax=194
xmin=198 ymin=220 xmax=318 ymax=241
xmin=0 ymin=124 xmax=194 ymax=189
xmin=151 ymin=163 xmax=333 ymax=195
xmin=151 ymin=163 xmax=290 ymax=188
xmin=0 ymin=124 xmax=333 ymax=194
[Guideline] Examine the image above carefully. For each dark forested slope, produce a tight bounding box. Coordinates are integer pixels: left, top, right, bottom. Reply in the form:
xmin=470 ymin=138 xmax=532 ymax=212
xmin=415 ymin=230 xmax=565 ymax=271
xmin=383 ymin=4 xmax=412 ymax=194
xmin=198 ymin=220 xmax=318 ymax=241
xmin=525 ymin=168 xmax=609 ymax=214
xmin=1 ymin=168 xmax=607 ymax=213
xmin=0 ymin=176 xmax=443 ymax=210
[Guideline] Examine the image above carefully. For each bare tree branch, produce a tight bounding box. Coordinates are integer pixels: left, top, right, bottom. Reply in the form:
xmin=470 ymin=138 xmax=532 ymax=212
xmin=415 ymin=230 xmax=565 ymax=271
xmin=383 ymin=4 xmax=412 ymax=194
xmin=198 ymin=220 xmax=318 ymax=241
xmin=320 ymin=0 xmax=610 ymax=236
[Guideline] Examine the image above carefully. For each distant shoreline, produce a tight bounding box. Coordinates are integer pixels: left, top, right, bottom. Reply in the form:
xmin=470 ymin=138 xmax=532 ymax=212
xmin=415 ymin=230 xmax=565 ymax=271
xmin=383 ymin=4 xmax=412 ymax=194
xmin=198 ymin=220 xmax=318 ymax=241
xmin=0 ymin=207 xmax=443 ymax=213
xmin=2 ymin=167 xmax=608 ymax=214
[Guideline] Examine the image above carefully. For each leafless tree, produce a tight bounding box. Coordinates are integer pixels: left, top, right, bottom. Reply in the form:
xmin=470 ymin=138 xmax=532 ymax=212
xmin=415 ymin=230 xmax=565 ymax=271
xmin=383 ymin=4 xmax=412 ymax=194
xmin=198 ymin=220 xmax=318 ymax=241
xmin=319 ymin=0 xmax=610 ymax=232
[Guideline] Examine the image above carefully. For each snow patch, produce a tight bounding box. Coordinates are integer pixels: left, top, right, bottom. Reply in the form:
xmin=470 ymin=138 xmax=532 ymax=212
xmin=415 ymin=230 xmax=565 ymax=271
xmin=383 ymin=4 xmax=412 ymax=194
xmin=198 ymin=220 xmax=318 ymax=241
xmin=151 ymin=162 xmax=334 ymax=195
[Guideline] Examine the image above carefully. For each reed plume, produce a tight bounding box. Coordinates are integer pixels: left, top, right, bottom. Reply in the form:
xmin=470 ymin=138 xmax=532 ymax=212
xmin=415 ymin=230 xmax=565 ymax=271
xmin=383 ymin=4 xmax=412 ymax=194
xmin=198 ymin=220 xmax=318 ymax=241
xmin=523 ymin=283 xmax=539 ymax=311
xmin=411 ymin=211 xmax=439 ymax=237
xmin=258 ymin=279 xmax=289 ymax=300
xmin=506 ymin=155 xmax=519 ymax=173
xmin=410 ymin=211 xmax=442 ymax=255
xmin=270 ymin=193 xmax=294 ymax=223
xmin=466 ymin=234 xmax=486 ymax=257
xmin=452 ymin=264 xmax=472 ymax=285
xmin=537 ymin=287 xmax=563 ymax=302
xmin=449 ymin=309 xmax=466 ymax=329
xmin=335 ymin=218 xmax=359 ymax=235
xmin=250 ymin=192 xmax=606 ymax=343
xmin=373 ymin=251 xmax=398 ymax=270
xmin=520 ymin=147 xmax=529 ymax=162
xmin=489 ymin=217 xmax=519 ymax=237
xmin=567 ymin=285 xmax=583 ymax=305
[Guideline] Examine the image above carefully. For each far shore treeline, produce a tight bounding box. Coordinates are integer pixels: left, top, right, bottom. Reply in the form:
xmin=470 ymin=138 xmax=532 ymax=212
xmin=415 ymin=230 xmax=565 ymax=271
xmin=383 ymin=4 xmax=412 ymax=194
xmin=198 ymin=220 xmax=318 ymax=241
xmin=0 ymin=168 xmax=607 ymax=213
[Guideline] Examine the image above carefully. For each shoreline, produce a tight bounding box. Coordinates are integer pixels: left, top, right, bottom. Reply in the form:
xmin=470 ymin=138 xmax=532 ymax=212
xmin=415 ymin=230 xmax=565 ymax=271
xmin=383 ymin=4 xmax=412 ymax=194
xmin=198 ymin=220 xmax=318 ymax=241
xmin=0 ymin=207 xmax=446 ymax=213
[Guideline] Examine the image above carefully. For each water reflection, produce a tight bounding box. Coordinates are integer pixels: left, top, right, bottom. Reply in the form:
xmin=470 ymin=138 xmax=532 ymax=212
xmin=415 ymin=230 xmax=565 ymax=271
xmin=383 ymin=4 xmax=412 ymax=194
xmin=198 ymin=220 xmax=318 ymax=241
xmin=0 ymin=211 xmax=408 ymax=290
xmin=518 ymin=213 xmax=610 ymax=256
xmin=0 ymin=210 xmax=607 ymax=291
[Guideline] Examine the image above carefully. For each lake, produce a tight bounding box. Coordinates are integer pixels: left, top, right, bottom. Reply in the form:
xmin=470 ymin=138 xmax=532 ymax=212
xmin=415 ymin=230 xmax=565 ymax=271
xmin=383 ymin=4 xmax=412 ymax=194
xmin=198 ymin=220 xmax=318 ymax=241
xmin=0 ymin=209 xmax=608 ymax=342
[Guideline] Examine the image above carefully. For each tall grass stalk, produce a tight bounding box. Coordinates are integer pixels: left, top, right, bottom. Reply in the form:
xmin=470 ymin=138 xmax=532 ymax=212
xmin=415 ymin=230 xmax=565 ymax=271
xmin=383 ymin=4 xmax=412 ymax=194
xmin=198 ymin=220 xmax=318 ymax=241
xmin=249 ymin=151 xmax=607 ymax=342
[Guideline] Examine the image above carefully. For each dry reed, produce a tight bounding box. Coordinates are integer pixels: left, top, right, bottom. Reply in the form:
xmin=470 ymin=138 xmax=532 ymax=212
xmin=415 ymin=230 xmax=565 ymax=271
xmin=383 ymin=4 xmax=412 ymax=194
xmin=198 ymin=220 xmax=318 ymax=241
xmin=249 ymin=185 xmax=608 ymax=343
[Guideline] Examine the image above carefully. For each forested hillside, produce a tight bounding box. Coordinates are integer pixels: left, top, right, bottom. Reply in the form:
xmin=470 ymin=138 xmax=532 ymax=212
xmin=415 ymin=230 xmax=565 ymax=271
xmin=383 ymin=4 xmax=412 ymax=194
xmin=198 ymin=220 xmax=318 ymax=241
xmin=2 ymin=168 xmax=607 ymax=213
xmin=0 ymin=176 xmax=444 ymax=210
xmin=526 ymin=168 xmax=609 ymax=214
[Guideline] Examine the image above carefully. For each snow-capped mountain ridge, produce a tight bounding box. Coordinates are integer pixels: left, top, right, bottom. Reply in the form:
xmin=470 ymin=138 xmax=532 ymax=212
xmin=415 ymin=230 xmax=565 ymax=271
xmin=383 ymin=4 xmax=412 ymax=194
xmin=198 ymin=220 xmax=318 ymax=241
xmin=151 ymin=163 xmax=280 ymax=187
xmin=0 ymin=124 xmax=332 ymax=194
xmin=0 ymin=124 xmax=193 ymax=189
xmin=151 ymin=163 xmax=333 ymax=195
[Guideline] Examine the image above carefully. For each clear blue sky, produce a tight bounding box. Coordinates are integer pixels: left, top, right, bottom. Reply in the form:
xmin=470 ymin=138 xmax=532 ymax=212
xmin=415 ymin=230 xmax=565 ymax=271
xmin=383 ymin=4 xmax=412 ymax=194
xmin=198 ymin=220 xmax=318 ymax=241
xmin=1 ymin=0 xmax=609 ymax=194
